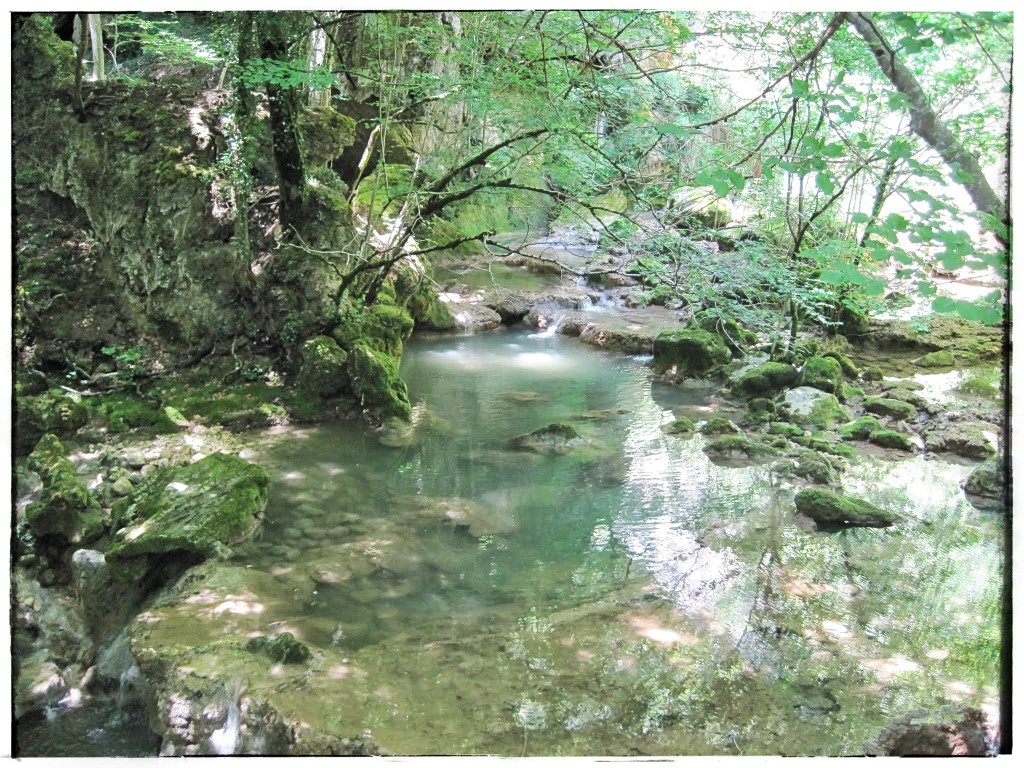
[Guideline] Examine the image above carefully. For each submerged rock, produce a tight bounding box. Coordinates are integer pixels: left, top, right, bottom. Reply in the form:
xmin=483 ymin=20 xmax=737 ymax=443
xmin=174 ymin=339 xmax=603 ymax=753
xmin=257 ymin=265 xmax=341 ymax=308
xmin=961 ymin=456 xmax=1006 ymax=510
xmin=794 ymin=487 xmax=900 ymax=528
xmin=247 ymin=632 xmax=311 ymax=665
xmin=508 ymin=423 xmax=585 ymax=455
xmin=106 ymin=452 xmax=270 ymax=561
xmin=864 ymin=707 xmax=994 ymax=756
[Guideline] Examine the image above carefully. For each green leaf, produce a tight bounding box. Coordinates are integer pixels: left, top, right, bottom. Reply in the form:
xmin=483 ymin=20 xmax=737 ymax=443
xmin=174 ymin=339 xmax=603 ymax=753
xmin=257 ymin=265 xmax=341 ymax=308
xmin=818 ymin=268 xmax=846 ymax=285
xmin=816 ymin=172 xmax=836 ymax=196
xmin=851 ymin=212 xmax=871 ymax=224
xmin=931 ymin=295 xmax=957 ymax=314
xmin=951 ymin=166 xmax=975 ymax=184
xmin=884 ymin=213 xmax=909 ymax=231
xmin=791 ymin=78 xmax=810 ymax=97
xmin=917 ymin=281 xmax=938 ymax=297
xmin=820 ymin=142 xmax=846 ymax=158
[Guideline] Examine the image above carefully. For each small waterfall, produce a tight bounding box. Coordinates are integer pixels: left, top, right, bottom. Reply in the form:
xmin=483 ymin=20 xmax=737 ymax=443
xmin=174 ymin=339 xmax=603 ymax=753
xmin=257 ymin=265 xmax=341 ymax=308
xmin=532 ymin=314 xmax=565 ymax=338
xmin=209 ymin=679 xmax=243 ymax=756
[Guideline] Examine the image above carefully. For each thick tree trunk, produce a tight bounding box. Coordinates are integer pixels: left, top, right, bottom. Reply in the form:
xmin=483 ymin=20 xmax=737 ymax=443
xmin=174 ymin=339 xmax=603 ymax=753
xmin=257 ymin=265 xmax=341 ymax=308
xmin=87 ymin=13 xmax=104 ymax=82
xmin=256 ymin=13 xmax=307 ymax=236
xmin=846 ymin=12 xmax=1008 ymax=238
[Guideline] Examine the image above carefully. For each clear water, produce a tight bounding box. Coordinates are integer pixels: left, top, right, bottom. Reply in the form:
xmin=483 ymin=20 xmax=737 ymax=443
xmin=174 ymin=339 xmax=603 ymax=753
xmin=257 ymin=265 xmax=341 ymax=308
xmin=20 ymin=329 xmax=1004 ymax=756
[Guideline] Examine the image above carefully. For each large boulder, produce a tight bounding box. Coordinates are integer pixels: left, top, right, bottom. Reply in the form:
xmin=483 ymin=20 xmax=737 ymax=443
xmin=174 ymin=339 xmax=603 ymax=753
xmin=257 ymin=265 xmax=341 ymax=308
xmin=296 ymin=335 xmax=349 ymax=398
xmin=25 ymin=434 xmax=104 ymax=545
xmin=653 ymin=328 xmax=731 ymax=380
xmin=922 ymin=419 xmax=997 ymax=459
xmin=961 ymin=456 xmax=1006 ymax=511
xmin=779 ymin=388 xmax=849 ymax=430
xmin=346 ymin=342 xmax=413 ymax=422
xmin=794 ymin=487 xmax=900 ymax=528
xmin=864 ymin=396 xmax=918 ymax=422
xmin=798 ymin=356 xmax=843 ymax=395
xmin=15 ymin=390 xmax=88 ymax=456
xmin=730 ymin=361 xmax=799 ymax=399
xmin=106 ymin=452 xmax=270 ymax=562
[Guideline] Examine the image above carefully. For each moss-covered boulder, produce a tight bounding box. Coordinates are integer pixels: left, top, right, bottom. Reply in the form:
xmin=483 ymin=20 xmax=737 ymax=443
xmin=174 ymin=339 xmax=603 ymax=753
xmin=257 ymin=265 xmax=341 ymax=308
xmin=695 ymin=313 xmax=757 ymax=354
xmin=15 ymin=390 xmax=88 ymax=455
xmin=838 ymin=416 xmax=885 ymax=441
xmin=913 ymin=349 xmax=956 ymax=368
xmin=89 ymin=393 xmax=182 ymax=435
xmin=868 ymin=429 xmax=915 ymax=451
xmin=508 ymin=423 xmax=585 ymax=455
xmin=790 ymin=434 xmax=857 ymax=460
xmin=296 ymin=335 xmax=349 ymax=398
xmin=25 ymin=434 xmax=104 ymax=544
xmin=106 ymin=453 xmax=270 ymax=561
xmin=700 ymin=417 xmax=740 ymax=436
xmin=346 ymin=342 xmax=413 ymax=422
xmin=961 ymin=456 xmax=1006 ymax=511
xmin=780 ymin=387 xmax=850 ymax=429
xmin=922 ymin=420 xmax=997 ymax=459
xmin=771 ymin=451 xmax=842 ymax=486
xmin=662 ymin=416 xmax=695 ymax=435
xmin=731 ymin=362 xmax=800 ymax=399
xmin=862 ymin=366 xmax=885 ymax=382
xmin=822 ymin=351 xmax=859 ymax=379
xmin=837 ymin=304 xmax=870 ymax=337
xmin=865 ymin=397 xmax=918 ymax=422
xmin=746 ymin=397 xmax=778 ymax=423
xmin=768 ymin=421 xmax=805 ymax=438
xmin=799 ymin=356 xmax=844 ymax=395
xmin=794 ymin=487 xmax=900 ymax=528
xmin=653 ymin=328 xmax=731 ymax=379
xmin=296 ymin=105 xmax=356 ymax=167
xmin=704 ymin=434 xmax=780 ymax=460
xmin=404 ymin=281 xmax=456 ymax=331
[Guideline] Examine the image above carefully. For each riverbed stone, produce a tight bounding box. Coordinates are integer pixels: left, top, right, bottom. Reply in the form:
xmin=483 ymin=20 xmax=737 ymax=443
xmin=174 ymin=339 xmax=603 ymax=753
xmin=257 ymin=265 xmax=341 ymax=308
xmin=822 ymin=350 xmax=859 ymax=379
xmin=922 ymin=420 xmax=997 ymax=459
xmin=794 ymin=487 xmax=900 ymax=528
xmin=653 ymin=328 xmax=731 ymax=379
xmin=730 ymin=361 xmax=799 ymax=398
xmin=961 ymin=456 xmax=1006 ymax=511
xmin=864 ymin=396 xmax=918 ymax=422
xmin=106 ymin=452 xmax=270 ymax=562
xmin=25 ymin=434 xmax=104 ymax=545
xmin=838 ymin=416 xmax=884 ymax=441
xmin=913 ymin=349 xmax=956 ymax=368
xmin=864 ymin=707 xmax=994 ymax=756
xmin=508 ymin=423 xmax=585 ymax=455
xmin=798 ymin=356 xmax=843 ymax=395
xmin=15 ymin=390 xmax=88 ymax=455
xmin=346 ymin=342 xmax=413 ymax=422
xmin=662 ymin=415 xmax=695 ymax=435
xmin=779 ymin=388 xmax=849 ymax=430
xmin=867 ymin=429 xmax=915 ymax=451
xmin=699 ymin=417 xmax=740 ymax=436
xmin=704 ymin=434 xmax=779 ymax=461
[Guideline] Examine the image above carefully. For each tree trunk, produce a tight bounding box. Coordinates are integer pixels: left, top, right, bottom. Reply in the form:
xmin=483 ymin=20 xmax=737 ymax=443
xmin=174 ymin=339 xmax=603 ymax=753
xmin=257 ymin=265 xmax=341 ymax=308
xmin=72 ymin=13 xmax=88 ymax=116
xmin=307 ymin=23 xmax=330 ymax=106
xmin=256 ymin=13 xmax=307 ymax=236
xmin=87 ymin=13 xmax=105 ymax=82
xmin=846 ymin=12 xmax=1008 ymax=239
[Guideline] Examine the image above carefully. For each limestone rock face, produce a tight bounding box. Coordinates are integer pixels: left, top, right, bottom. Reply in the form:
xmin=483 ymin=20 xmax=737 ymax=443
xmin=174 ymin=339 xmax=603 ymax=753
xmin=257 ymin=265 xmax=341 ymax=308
xmin=106 ymin=452 xmax=270 ymax=561
xmin=26 ymin=434 xmax=104 ymax=545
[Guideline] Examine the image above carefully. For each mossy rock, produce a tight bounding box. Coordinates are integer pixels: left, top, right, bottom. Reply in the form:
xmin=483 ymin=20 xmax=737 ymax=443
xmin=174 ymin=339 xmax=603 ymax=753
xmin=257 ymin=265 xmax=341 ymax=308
xmin=653 ymin=328 xmax=731 ymax=378
xmin=868 ymin=429 xmax=915 ymax=451
xmin=837 ymin=304 xmax=870 ymax=337
xmin=508 ymin=423 xmax=585 ymax=455
xmin=838 ymin=416 xmax=885 ymax=441
xmin=731 ymin=362 xmax=799 ymax=399
xmin=772 ymin=451 xmax=841 ymax=485
xmin=794 ymin=487 xmax=900 ymax=528
xmin=799 ymin=356 xmax=844 ymax=395
xmin=296 ymin=335 xmax=349 ymax=398
xmin=704 ymin=434 xmax=779 ymax=459
xmin=822 ymin=351 xmax=859 ymax=379
xmin=913 ymin=350 xmax=956 ymax=368
xmin=296 ymin=105 xmax=356 ymax=166
xmin=90 ymin=392 xmax=181 ymax=435
xmin=791 ymin=435 xmax=857 ymax=460
xmin=404 ymin=280 xmax=456 ymax=331
xmin=961 ymin=456 xmax=1006 ymax=510
xmin=864 ymin=397 xmax=918 ymax=422
xmin=246 ymin=632 xmax=311 ymax=665
xmin=780 ymin=387 xmax=850 ymax=430
xmin=746 ymin=398 xmax=778 ymax=423
xmin=922 ymin=421 xmax=997 ymax=459
xmin=15 ymin=390 xmax=88 ymax=455
xmin=346 ymin=342 xmax=413 ymax=422
xmin=662 ymin=416 xmax=696 ymax=435
xmin=862 ymin=366 xmax=885 ymax=382
xmin=333 ymin=303 xmax=415 ymax=358
xmin=25 ymin=434 xmax=104 ymax=544
xmin=841 ymin=384 xmax=865 ymax=400
xmin=106 ymin=452 xmax=270 ymax=561
xmin=694 ymin=313 xmax=756 ymax=354
xmin=420 ymin=215 xmax=488 ymax=257
xmin=700 ymin=417 xmax=740 ymax=436
xmin=768 ymin=421 xmax=805 ymax=439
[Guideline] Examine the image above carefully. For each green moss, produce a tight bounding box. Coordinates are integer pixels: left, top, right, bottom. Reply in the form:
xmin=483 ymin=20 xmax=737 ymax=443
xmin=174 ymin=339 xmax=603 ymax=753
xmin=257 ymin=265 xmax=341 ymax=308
xmin=868 ymin=429 xmax=914 ymax=451
xmin=653 ymin=328 xmax=732 ymax=378
xmin=704 ymin=434 xmax=779 ymax=458
xmin=838 ymin=416 xmax=884 ymax=441
xmin=346 ymin=342 xmax=412 ymax=422
xmin=914 ymin=349 xmax=956 ymax=368
xmin=89 ymin=393 xmax=181 ymax=435
xmin=862 ymin=366 xmax=885 ymax=382
xmin=787 ymin=451 xmax=840 ymax=485
xmin=799 ymin=356 xmax=843 ymax=395
xmin=15 ymin=390 xmax=88 ymax=455
xmin=247 ymin=632 xmax=312 ymax=665
xmin=297 ymin=106 xmax=356 ymax=166
xmin=836 ymin=304 xmax=870 ymax=337
xmin=25 ymin=434 xmax=104 ymax=544
xmin=841 ymin=384 xmax=865 ymax=399
xmin=782 ymin=391 xmax=850 ymax=430
xmin=768 ymin=422 xmax=805 ymax=438
xmin=332 ymin=302 xmax=415 ymax=358
xmin=402 ymin=279 xmax=456 ymax=331
xmin=791 ymin=435 xmax=857 ymax=459
xmin=746 ymin=398 xmax=777 ymax=423
xmin=700 ymin=418 xmax=740 ymax=436
xmin=695 ymin=313 xmax=754 ymax=354
xmin=865 ymin=397 xmax=918 ymax=421
xmin=106 ymin=453 xmax=270 ymax=561
xmin=296 ymin=335 xmax=349 ymax=398
xmin=420 ymin=216 xmax=487 ymax=257
xmin=731 ymin=362 xmax=799 ymax=398
xmin=794 ymin=487 xmax=900 ymax=528
xmin=663 ymin=416 xmax=696 ymax=435
xmin=822 ymin=350 xmax=860 ymax=378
